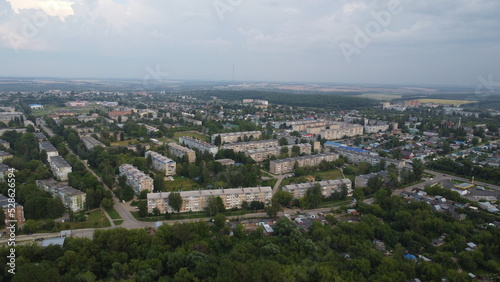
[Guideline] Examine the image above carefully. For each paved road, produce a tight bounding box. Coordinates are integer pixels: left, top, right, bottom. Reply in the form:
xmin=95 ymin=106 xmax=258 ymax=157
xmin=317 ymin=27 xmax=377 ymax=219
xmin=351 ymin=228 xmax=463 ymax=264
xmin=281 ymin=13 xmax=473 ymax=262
xmin=38 ymin=121 xmax=141 ymax=228
xmin=424 ymin=169 xmax=500 ymax=191
xmin=273 ymin=175 xmax=286 ymax=194
xmin=1 ymin=202 xmax=355 ymax=244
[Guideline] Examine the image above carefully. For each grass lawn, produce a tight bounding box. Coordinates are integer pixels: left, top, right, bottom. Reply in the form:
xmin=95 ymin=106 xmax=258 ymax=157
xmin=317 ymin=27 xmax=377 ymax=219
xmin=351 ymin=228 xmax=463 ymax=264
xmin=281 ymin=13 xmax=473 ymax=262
xmin=113 ymin=220 xmax=123 ymax=226
xmin=164 ymin=176 xmax=202 ymax=191
xmin=107 ymin=208 xmax=121 ymax=220
xmin=68 ymin=209 xmax=111 ymax=229
xmin=281 ymin=169 xmax=344 ymax=186
xmin=312 ymin=169 xmax=343 ymax=180
xmin=417 ymin=99 xmax=476 ymax=106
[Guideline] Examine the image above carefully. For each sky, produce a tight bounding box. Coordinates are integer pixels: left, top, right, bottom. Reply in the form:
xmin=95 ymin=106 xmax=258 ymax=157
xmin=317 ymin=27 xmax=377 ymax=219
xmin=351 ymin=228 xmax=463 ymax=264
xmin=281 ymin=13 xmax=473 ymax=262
xmin=0 ymin=0 xmax=499 ymax=86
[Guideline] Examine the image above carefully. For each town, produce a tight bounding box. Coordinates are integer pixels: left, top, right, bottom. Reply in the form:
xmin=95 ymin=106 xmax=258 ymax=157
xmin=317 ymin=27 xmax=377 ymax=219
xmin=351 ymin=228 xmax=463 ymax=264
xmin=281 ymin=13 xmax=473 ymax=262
xmin=0 ymin=86 xmax=498 ymax=280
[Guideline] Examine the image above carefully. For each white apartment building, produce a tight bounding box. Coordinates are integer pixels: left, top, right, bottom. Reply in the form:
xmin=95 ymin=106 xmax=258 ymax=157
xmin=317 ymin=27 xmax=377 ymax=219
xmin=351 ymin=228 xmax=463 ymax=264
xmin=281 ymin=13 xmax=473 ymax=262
xmin=81 ymin=136 xmax=105 ymax=150
xmin=119 ymin=164 xmax=153 ymax=193
xmin=274 ymin=120 xmax=326 ymax=131
xmin=49 ymin=156 xmax=72 ymax=181
xmin=179 ymin=136 xmax=218 ymax=156
xmin=246 ymin=143 xmax=312 ymax=162
xmin=319 ymin=122 xmax=363 ymax=140
xmin=211 ymin=131 xmax=262 ymax=144
xmin=145 ymin=151 xmax=176 ymax=176
xmin=36 ymin=179 xmax=86 ymax=212
xmin=168 ymin=142 xmax=196 ymax=163
xmin=222 ymin=139 xmax=279 ymax=153
xmin=269 ymin=153 xmax=339 ymax=174
xmin=147 ymin=186 xmax=273 ymax=213
xmin=282 ymin=179 xmax=352 ymax=198
xmin=39 ymin=141 xmax=59 ymax=157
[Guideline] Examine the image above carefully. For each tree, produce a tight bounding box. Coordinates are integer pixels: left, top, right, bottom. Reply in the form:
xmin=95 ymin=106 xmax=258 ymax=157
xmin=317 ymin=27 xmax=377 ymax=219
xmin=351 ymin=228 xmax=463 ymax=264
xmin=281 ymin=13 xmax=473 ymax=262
xmin=102 ymin=198 xmax=114 ymax=211
xmin=472 ymin=137 xmax=479 ymax=146
xmin=168 ymin=192 xmax=183 ymax=213
xmin=213 ymin=135 xmax=222 ymax=146
xmin=367 ymin=175 xmax=384 ymax=194
xmin=279 ymin=137 xmax=288 ymax=146
xmin=272 ymin=190 xmax=294 ymax=207
xmin=153 ymin=173 xmax=165 ymax=192
xmin=205 ymin=196 xmax=225 ymax=216
xmin=137 ymin=201 xmax=148 ymax=217
xmin=265 ymin=201 xmax=282 ymax=218
xmin=213 ymin=213 xmax=226 ymax=229
xmin=302 ymin=183 xmax=322 ymax=209
xmin=412 ymin=159 xmax=424 ymax=181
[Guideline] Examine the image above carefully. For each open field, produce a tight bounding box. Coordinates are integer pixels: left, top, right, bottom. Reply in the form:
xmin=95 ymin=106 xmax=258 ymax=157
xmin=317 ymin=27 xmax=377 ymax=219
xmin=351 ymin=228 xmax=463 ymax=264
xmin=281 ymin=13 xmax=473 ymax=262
xmin=360 ymin=94 xmax=402 ymax=101
xmin=417 ymin=99 xmax=476 ymax=105
xmin=110 ymin=138 xmax=140 ymax=146
xmin=164 ymin=176 xmax=202 ymax=191
xmin=68 ymin=209 xmax=111 ymax=229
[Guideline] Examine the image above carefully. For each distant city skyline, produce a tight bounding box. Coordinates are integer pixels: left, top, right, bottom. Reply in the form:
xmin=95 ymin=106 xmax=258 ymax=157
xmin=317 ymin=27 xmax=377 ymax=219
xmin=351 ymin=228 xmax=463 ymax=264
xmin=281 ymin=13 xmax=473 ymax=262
xmin=0 ymin=0 xmax=499 ymax=87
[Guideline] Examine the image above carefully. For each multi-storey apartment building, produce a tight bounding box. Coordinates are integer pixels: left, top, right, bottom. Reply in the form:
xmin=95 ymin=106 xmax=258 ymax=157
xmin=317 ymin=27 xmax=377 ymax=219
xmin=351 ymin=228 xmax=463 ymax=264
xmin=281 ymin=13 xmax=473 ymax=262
xmin=269 ymin=153 xmax=339 ymax=174
xmin=0 ymin=151 xmax=13 ymax=162
xmin=147 ymin=186 xmax=273 ymax=213
xmin=119 ymin=164 xmax=153 ymax=193
xmin=274 ymin=120 xmax=326 ymax=131
xmin=0 ymin=195 xmax=25 ymax=225
xmin=49 ymin=156 xmax=72 ymax=181
xmin=355 ymin=171 xmax=389 ymax=188
xmin=39 ymin=141 xmax=59 ymax=157
xmin=334 ymin=146 xmax=406 ymax=169
xmin=179 ymin=136 xmax=218 ymax=156
xmin=168 ymin=142 xmax=196 ymax=163
xmin=222 ymin=139 xmax=279 ymax=153
xmin=319 ymin=122 xmax=363 ymax=140
xmin=145 ymin=151 xmax=176 ymax=176
xmin=282 ymin=179 xmax=352 ymax=198
xmin=0 ymin=112 xmax=23 ymax=123
xmin=81 ymin=136 xmax=105 ymax=150
xmin=36 ymin=179 xmax=86 ymax=212
xmin=246 ymin=143 xmax=312 ymax=162
xmin=211 ymin=131 xmax=262 ymax=144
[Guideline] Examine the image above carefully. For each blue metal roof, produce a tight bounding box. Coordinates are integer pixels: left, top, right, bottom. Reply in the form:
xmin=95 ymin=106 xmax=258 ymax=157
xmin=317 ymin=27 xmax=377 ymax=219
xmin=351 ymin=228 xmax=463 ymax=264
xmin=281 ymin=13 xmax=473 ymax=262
xmin=42 ymin=237 xmax=66 ymax=247
xmin=339 ymin=146 xmax=369 ymax=154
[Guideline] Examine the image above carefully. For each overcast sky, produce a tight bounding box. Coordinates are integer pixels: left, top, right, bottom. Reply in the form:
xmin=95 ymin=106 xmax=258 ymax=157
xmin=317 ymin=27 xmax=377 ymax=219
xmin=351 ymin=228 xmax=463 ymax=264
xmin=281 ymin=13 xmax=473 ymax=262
xmin=0 ymin=0 xmax=499 ymax=86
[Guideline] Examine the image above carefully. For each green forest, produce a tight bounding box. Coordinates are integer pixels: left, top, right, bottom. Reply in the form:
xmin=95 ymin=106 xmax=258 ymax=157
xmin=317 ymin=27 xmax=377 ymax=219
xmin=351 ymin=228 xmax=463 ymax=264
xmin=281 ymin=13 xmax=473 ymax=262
xmin=1 ymin=193 xmax=498 ymax=281
xmin=191 ymin=90 xmax=376 ymax=110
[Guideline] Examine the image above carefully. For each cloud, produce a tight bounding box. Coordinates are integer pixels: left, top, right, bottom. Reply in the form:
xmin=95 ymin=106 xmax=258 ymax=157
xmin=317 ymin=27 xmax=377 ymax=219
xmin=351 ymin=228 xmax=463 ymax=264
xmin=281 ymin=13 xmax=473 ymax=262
xmin=8 ymin=0 xmax=75 ymax=21
xmin=0 ymin=0 xmax=498 ymax=85
xmin=191 ymin=37 xmax=232 ymax=51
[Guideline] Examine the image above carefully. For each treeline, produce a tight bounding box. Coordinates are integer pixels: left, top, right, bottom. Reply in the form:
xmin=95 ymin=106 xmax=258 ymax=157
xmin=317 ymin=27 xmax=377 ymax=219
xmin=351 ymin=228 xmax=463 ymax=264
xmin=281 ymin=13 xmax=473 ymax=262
xmin=428 ymin=158 xmax=500 ymax=185
xmin=191 ymin=90 xmax=376 ymax=110
xmin=1 ymin=194 xmax=499 ymax=281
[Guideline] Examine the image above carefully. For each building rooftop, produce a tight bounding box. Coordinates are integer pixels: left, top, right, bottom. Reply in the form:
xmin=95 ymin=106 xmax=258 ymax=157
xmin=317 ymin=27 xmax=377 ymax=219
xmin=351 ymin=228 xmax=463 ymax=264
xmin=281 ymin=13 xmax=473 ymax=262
xmin=39 ymin=141 xmax=58 ymax=152
xmin=42 ymin=237 xmax=66 ymax=247
xmin=49 ymin=156 xmax=71 ymax=168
